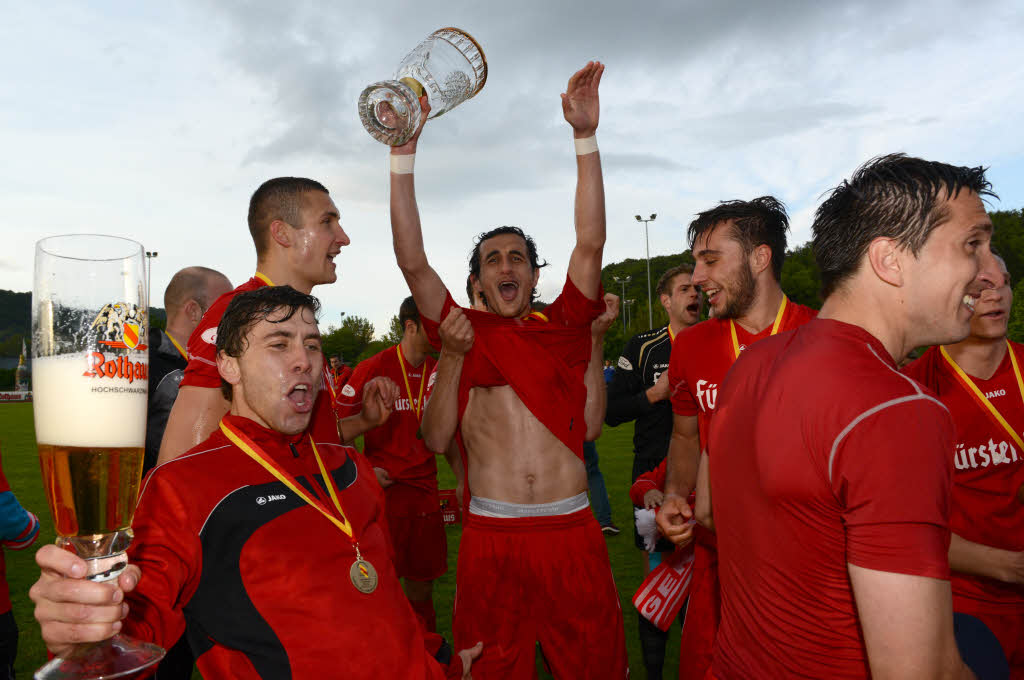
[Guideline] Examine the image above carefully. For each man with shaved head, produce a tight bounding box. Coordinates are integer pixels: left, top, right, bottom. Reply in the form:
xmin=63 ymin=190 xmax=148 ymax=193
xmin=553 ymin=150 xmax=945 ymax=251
xmin=147 ymin=266 xmax=232 ymax=475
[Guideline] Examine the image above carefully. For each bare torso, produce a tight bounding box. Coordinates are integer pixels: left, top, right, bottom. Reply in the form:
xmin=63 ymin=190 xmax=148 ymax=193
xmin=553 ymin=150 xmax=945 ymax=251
xmin=461 ymin=385 xmax=587 ymax=504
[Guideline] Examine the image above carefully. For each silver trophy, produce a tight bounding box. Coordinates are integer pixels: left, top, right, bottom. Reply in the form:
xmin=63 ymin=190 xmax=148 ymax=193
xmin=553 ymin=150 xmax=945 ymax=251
xmin=359 ymin=27 xmax=487 ymax=146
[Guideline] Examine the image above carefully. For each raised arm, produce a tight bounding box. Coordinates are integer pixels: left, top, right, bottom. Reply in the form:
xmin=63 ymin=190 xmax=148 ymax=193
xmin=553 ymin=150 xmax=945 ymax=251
xmin=562 ymin=62 xmax=606 ymax=300
xmin=389 ymin=99 xmax=447 ymax=323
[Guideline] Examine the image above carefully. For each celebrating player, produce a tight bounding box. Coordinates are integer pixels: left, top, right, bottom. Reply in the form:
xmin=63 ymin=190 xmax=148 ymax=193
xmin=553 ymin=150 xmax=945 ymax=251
xmin=30 ymin=286 xmax=481 ymax=679
xmin=903 ymin=254 xmax=1024 ymax=675
xmin=388 ymin=62 xmax=628 ymax=679
xmin=335 ymin=296 xmax=448 ymax=633
xmin=655 ymin=197 xmax=815 ymax=680
xmin=708 ymin=154 xmax=994 ymax=678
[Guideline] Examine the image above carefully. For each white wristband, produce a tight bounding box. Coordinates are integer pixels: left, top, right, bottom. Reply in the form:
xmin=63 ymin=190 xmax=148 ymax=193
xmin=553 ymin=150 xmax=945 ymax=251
xmin=390 ymin=154 xmax=415 ymax=174
xmin=574 ymin=135 xmax=598 ymax=156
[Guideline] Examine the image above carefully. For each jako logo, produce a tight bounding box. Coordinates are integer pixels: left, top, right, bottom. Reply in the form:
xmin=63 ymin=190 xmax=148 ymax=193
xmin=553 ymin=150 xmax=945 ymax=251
xmin=695 ymin=379 xmax=718 ymax=411
xmin=256 ymin=494 xmax=287 ymax=506
xmin=985 ymin=389 xmax=1007 ymax=399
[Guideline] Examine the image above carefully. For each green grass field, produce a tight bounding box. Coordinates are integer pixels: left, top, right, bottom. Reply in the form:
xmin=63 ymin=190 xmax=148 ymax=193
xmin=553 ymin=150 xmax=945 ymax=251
xmin=0 ymin=403 xmax=679 ymax=677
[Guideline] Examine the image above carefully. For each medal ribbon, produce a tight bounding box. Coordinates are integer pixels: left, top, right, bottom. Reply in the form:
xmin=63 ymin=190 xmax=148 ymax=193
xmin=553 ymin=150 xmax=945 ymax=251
xmin=396 ymin=344 xmax=426 ymax=421
xmin=322 ymin=363 xmax=338 ymax=405
xmin=940 ymin=341 xmax=1024 ymax=452
xmin=254 ymin=271 xmax=275 ymax=286
xmin=668 ymin=324 xmax=676 ymax=343
xmin=729 ymin=295 xmax=788 ymax=361
xmin=164 ymin=331 xmax=188 ymax=361
xmin=218 ymin=419 xmax=355 ymax=543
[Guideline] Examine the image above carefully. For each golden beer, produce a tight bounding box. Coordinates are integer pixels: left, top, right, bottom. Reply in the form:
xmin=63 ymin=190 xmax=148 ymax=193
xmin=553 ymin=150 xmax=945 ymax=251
xmin=38 ymin=445 xmax=143 ymax=538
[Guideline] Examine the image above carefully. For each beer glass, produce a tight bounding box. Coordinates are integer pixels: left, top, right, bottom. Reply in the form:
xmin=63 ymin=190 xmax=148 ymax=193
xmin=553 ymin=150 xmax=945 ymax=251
xmin=32 ymin=235 xmax=164 ymax=679
xmin=358 ymin=27 xmax=487 ymax=146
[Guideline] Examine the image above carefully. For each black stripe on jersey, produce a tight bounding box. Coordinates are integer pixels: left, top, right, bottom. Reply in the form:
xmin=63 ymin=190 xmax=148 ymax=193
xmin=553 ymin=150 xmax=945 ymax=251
xmin=186 ymin=454 xmax=358 ymax=678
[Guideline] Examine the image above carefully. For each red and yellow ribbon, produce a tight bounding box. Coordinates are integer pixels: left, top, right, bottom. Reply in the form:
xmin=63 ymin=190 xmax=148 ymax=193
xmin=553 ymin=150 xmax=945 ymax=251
xmin=219 ymin=419 xmax=355 ymax=542
xmin=940 ymin=341 xmax=1024 ymax=452
xmin=729 ymin=295 xmax=788 ymax=361
xmin=254 ymin=271 xmax=275 ymax=286
xmin=396 ymin=344 xmax=426 ymax=422
xmin=164 ymin=331 xmax=188 ymax=361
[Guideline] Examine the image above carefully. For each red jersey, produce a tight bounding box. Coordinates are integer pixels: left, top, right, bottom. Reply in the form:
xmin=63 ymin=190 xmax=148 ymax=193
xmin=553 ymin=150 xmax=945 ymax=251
xmin=128 ymin=414 xmax=446 ymax=679
xmin=903 ymin=343 xmax=1024 ymax=607
xmin=336 ymin=344 xmax=438 ymax=494
xmin=668 ymin=297 xmax=816 ymax=440
xmin=710 ymin=319 xmax=953 ymax=679
xmin=179 ymin=274 xmax=339 ymax=444
xmin=419 ymin=275 xmax=604 ymax=461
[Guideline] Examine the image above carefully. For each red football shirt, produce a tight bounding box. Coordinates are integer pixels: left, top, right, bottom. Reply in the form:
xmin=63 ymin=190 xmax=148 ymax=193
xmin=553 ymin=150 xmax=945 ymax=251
xmin=668 ymin=298 xmax=817 ymax=441
xmin=710 ymin=319 xmax=953 ymax=679
xmin=335 ymin=344 xmax=438 ymax=495
xmin=903 ymin=343 xmax=1024 ymax=607
xmin=179 ymin=275 xmax=339 ymax=445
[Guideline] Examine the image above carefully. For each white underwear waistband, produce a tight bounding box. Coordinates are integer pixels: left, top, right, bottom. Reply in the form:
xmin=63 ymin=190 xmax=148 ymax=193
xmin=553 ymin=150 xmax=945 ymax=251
xmin=468 ymin=492 xmax=589 ymax=519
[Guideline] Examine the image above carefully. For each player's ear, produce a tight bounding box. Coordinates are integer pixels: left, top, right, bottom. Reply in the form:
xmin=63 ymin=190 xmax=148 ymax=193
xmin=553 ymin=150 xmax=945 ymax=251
xmin=530 ymin=267 xmax=540 ymax=290
xmin=217 ymin=351 xmax=242 ymax=389
xmin=660 ymin=292 xmax=671 ymax=312
xmin=470 ymin=274 xmax=483 ymax=295
xmin=867 ymin=237 xmax=903 ymax=287
xmin=749 ymin=244 xmax=772 ymax=277
xmin=184 ymin=299 xmax=203 ymax=325
xmin=269 ymin=219 xmax=293 ymax=249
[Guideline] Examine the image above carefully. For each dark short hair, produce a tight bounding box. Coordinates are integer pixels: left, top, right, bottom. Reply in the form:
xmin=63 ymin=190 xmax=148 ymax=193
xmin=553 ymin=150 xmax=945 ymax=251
xmin=248 ymin=177 xmax=329 ymax=257
xmin=398 ymin=295 xmax=420 ymax=330
xmin=655 ymin=263 xmax=695 ymax=297
xmin=466 ymin=275 xmax=475 ymax=306
xmin=813 ymin=153 xmax=996 ymax=298
xmin=468 ymin=226 xmax=548 ymax=304
xmin=216 ymin=286 xmax=321 ymax=400
xmin=687 ymin=197 xmax=790 ymax=281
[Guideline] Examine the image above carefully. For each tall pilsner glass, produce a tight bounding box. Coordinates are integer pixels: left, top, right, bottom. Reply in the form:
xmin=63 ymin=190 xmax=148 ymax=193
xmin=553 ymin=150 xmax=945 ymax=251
xmin=32 ymin=235 xmax=164 ymax=679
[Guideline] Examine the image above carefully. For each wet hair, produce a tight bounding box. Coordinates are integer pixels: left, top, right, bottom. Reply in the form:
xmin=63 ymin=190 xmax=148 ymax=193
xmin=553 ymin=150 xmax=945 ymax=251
xmin=655 ymin=263 xmax=695 ymax=297
xmin=468 ymin=226 xmax=548 ymax=304
xmin=813 ymin=153 xmax=995 ymax=298
xmin=398 ymin=295 xmax=420 ymax=331
xmin=687 ymin=196 xmax=789 ymax=282
xmin=248 ymin=177 xmax=330 ymax=257
xmin=164 ymin=266 xmax=228 ymax=319
xmin=216 ymin=286 xmax=321 ymax=400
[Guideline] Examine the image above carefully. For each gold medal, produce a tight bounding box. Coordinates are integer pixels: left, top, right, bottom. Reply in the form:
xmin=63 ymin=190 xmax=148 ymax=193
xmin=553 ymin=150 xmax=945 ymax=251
xmin=350 ymin=558 xmax=378 ymax=594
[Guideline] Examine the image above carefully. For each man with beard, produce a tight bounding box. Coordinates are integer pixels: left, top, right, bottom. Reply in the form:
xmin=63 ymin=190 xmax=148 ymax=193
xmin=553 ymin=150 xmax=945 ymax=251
xmin=706 ymin=153 xmax=996 ymax=678
xmin=388 ymin=62 xmax=628 ymax=679
xmin=605 ymin=263 xmax=700 ymax=679
xmin=903 ymin=254 xmax=1024 ymax=676
xmin=655 ymin=197 xmax=816 ymax=680
xmin=30 ymin=286 xmax=481 ymax=679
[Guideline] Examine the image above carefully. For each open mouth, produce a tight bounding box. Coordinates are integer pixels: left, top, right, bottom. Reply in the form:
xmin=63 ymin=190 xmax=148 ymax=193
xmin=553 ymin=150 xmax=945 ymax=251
xmin=498 ymin=281 xmax=519 ymax=302
xmin=686 ymin=302 xmax=699 ymax=315
xmin=703 ymin=287 xmax=721 ymax=306
xmin=286 ymin=383 xmax=314 ymax=413
xmin=962 ymin=294 xmax=978 ymax=312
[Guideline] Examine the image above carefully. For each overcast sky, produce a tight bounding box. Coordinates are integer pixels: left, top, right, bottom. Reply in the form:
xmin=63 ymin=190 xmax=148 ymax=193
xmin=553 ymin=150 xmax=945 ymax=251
xmin=3 ymin=1 xmax=1022 ymax=336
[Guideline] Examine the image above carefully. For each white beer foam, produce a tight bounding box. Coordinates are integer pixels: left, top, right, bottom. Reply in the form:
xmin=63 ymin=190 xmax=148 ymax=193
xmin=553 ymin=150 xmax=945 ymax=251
xmin=32 ymin=354 xmax=147 ymax=447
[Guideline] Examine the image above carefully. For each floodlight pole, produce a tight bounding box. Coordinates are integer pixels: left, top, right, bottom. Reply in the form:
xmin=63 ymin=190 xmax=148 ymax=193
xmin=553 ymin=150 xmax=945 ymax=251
xmin=635 ymin=213 xmax=657 ymax=329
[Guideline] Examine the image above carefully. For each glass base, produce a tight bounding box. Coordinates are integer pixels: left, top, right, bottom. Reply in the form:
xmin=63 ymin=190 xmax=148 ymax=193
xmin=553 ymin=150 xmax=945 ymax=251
xmin=358 ymin=80 xmax=423 ymax=146
xmin=34 ymin=634 xmax=165 ymax=680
